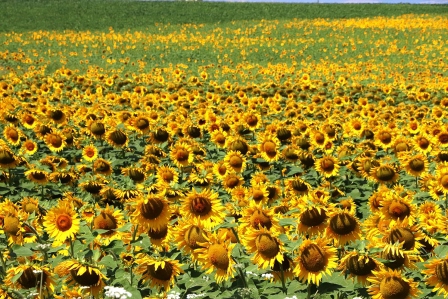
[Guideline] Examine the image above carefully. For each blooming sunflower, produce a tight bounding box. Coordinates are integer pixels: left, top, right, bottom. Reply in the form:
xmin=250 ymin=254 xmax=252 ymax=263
xmin=413 ymin=133 xmax=432 ymax=154
xmin=293 ymin=237 xmax=338 ymax=286
xmin=196 ymin=232 xmax=236 ymax=283
xmin=92 ymin=204 xmax=125 ymax=245
xmin=221 ymin=172 xmax=244 ymax=193
xmin=315 ymin=155 xmax=340 ymax=178
xmin=224 ymin=150 xmax=246 ymax=173
xmin=325 ymin=209 xmax=362 ymax=246
xmin=134 ymin=256 xmax=183 ymax=292
xmin=66 ymin=260 xmax=107 ymax=296
xmin=239 ymin=201 xmax=281 ymax=233
xmin=43 ymin=200 xmax=80 ymax=245
xmin=285 ymin=177 xmax=312 ymax=197
xmin=147 ymin=223 xmax=173 ymax=252
xmin=174 ymin=218 xmax=209 ymax=260
xmin=370 ymin=163 xmax=400 ymax=185
xmin=3 ymin=124 xmax=21 ymax=146
xmin=295 ymin=199 xmax=330 ymax=237
xmin=25 ymin=168 xmax=49 ymax=185
xmin=423 ymin=256 xmax=448 ymax=297
xmin=380 ymin=193 xmax=416 ymax=225
xmin=130 ymin=195 xmax=171 ymax=231
xmin=21 ymin=139 xmax=38 ymax=156
xmin=156 ymin=165 xmax=179 ymax=187
xmin=44 ymin=131 xmax=66 ymax=152
xmin=243 ymin=227 xmax=285 ymax=269
xmin=400 ymin=153 xmax=429 ymax=178
xmin=367 ymin=269 xmax=420 ymax=299
xmin=169 ymin=142 xmax=193 ymax=169
xmin=0 ymin=146 xmax=20 ymax=169
xmin=181 ymin=188 xmax=225 ymax=229
xmin=258 ymin=134 xmax=281 ymax=162
xmin=82 ymin=144 xmax=98 ymax=162
xmin=435 ymin=162 xmax=448 ymax=195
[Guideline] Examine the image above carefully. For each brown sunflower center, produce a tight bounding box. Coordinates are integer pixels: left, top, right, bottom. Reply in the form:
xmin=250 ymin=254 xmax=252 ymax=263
xmin=161 ymin=170 xmax=174 ymax=182
xmin=148 ymin=225 xmax=168 ymax=240
xmin=3 ymin=216 xmax=20 ymax=235
xmin=184 ymin=225 xmax=207 ymax=249
xmin=215 ymin=133 xmax=226 ymax=145
xmin=56 ymin=214 xmax=72 ymax=232
xmin=255 ymin=234 xmax=279 ymax=258
xmin=263 ymin=141 xmax=277 ymax=155
xmin=229 ymin=155 xmax=243 ymax=168
xmin=435 ymin=260 xmax=448 ymax=284
xmin=383 ymin=251 xmax=405 ymax=269
xmin=379 ymin=132 xmax=392 ymax=144
xmin=30 ymin=171 xmax=47 ymax=181
xmin=24 ymin=115 xmax=35 ymax=125
xmin=292 ymin=180 xmax=309 ymax=192
xmin=148 ymin=262 xmax=173 ymax=281
xmin=25 ymin=142 xmax=36 ymax=151
xmin=109 ymin=130 xmax=127 ymax=145
xmin=301 ymin=243 xmax=326 ymax=272
xmin=175 ymin=149 xmax=189 ymax=162
xmin=441 ymin=175 xmax=448 ymax=189
xmin=320 ymin=158 xmax=335 ymax=172
xmin=18 ymin=267 xmax=46 ymax=289
xmin=439 ymin=133 xmax=448 ymax=144
xmin=250 ymin=210 xmax=272 ymax=230
xmin=24 ymin=203 xmax=38 ymax=214
xmin=252 ymin=190 xmax=265 ymax=202
xmin=418 ymin=137 xmax=430 ymax=149
xmin=409 ymin=159 xmax=424 ymax=172
xmin=388 ymin=201 xmax=410 ymax=219
xmin=300 ymin=207 xmax=327 ymax=227
xmin=246 ymin=115 xmax=258 ymax=127
xmin=90 ymin=122 xmax=105 ymax=136
xmin=395 ymin=142 xmax=409 ymax=152
xmin=93 ymin=212 xmax=117 ymax=234
xmin=140 ymin=198 xmax=165 ymax=220
xmin=208 ymin=244 xmax=229 ymax=270
xmin=190 ymin=196 xmax=212 ymax=216
xmin=70 ymin=268 xmax=101 ymax=286
xmin=379 ymin=276 xmax=410 ymax=299
xmin=353 ymin=122 xmax=362 ymax=130
xmin=389 ymin=228 xmax=415 ymax=250
xmin=329 ymin=213 xmax=358 ymax=236
xmin=376 ymin=166 xmax=396 ymax=181
xmin=225 ymin=176 xmax=240 ymax=189
xmin=314 ymin=132 xmax=325 ymax=144
xmin=0 ymin=150 xmax=16 ymax=164
xmin=347 ymin=255 xmax=376 ymax=276
xmin=136 ymin=118 xmax=150 ymax=130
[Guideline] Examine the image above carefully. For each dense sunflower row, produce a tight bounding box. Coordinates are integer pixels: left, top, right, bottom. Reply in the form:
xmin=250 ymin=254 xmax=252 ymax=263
xmin=0 ymin=61 xmax=448 ymax=299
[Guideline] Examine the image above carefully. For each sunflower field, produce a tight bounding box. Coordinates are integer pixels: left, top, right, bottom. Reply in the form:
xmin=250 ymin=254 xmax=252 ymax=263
xmin=0 ymin=1 xmax=448 ymax=299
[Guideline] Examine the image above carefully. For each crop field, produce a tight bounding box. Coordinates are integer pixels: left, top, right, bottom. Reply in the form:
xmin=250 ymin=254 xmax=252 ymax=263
xmin=0 ymin=1 xmax=448 ymax=299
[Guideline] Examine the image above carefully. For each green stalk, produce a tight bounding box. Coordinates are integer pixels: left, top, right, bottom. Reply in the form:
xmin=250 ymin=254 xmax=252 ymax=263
xmin=279 ymin=263 xmax=287 ymax=294
xmin=69 ymin=237 xmax=75 ymax=258
xmin=307 ymin=283 xmax=312 ymax=299
xmin=0 ymin=250 xmax=7 ymax=277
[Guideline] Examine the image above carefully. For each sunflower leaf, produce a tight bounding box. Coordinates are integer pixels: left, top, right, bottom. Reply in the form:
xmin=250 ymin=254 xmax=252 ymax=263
xmin=117 ymin=222 xmax=133 ymax=233
xmin=287 ymin=279 xmax=307 ymax=294
xmin=99 ymin=255 xmax=118 ymax=269
xmin=12 ymin=246 xmax=34 ymax=257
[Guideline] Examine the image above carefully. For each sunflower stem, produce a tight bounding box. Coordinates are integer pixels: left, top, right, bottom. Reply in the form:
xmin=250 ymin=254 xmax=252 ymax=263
xmin=279 ymin=263 xmax=287 ymax=294
xmin=39 ymin=266 xmax=44 ymax=299
xmin=69 ymin=237 xmax=75 ymax=258
xmin=0 ymin=250 xmax=6 ymax=277
xmin=307 ymin=282 xmax=312 ymax=299
xmin=415 ymin=177 xmax=418 ymax=189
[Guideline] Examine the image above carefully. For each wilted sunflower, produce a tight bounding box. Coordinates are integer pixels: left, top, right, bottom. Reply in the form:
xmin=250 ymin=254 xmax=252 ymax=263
xmin=285 ymin=177 xmax=311 ymax=196
xmin=93 ymin=158 xmax=113 ymax=176
xmin=47 ymin=108 xmax=67 ymax=125
xmin=122 ymin=166 xmax=146 ymax=183
xmin=381 ymin=220 xmax=424 ymax=255
xmin=147 ymin=223 xmax=173 ymax=252
xmin=423 ymin=255 xmax=448 ymax=297
xmin=92 ymin=204 xmax=125 ymax=245
xmin=174 ymin=218 xmax=209 ymax=260
xmin=181 ymin=188 xmax=225 ymax=229
xmin=43 ymin=200 xmax=80 ymax=245
xmin=5 ymin=264 xmax=55 ymax=295
xmin=196 ymin=232 xmax=236 ymax=283
xmin=243 ymin=227 xmax=285 ymax=269
xmin=380 ymin=193 xmax=416 ymax=225
xmin=325 ymin=209 xmax=362 ymax=246
xmin=88 ymin=120 xmax=106 ymax=139
xmin=293 ymin=237 xmax=338 ymax=286
xmin=135 ymin=256 xmax=183 ymax=292
xmin=367 ymin=269 xmax=420 ymax=299
xmin=338 ymin=251 xmax=381 ymax=285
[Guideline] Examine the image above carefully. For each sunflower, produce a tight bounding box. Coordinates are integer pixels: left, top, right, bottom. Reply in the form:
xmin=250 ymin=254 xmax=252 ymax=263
xmin=381 ymin=220 xmax=424 ymax=255
xmin=243 ymin=227 xmax=285 ymax=269
xmin=82 ymin=144 xmax=98 ymax=162
xmin=3 ymin=125 xmax=21 ymax=146
xmin=170 ymin=142 xmax=193 ymax=169
xmin=4 ymin=264 xmax=55 ymax=295
xmin=285 ymin=177 xmax=312 ymax=196
xmin=25 ymin=168 xmax=49 ymax=185
xmin=221 ymin=172 xmax=244 ymax=193
xmin=258 ymin=134 xmax=281 ymax=162
xmin=44 ymin=131 xmax=66 ymax=152
xmin=43 ymin=200 xmax=80 ymax=245
xmin=47 ymin=108 xmax=67 ymax=125
xmin=181 ymin=188 xmax=225 ymax=229
xmin=423 ymin=256 xmax=448 ymax=297
xmin=66 ymin=260 xmax=107 ymax=296
xmin=370 ymin=163 xmax=400 ymax=185
xmin=92 ymin=204 xmax=125 ymax=245
xmin=380 ymin=192 xmax=416 ymax=225
xmin=93 ymin=158 xmax=113 ymax=176
xmin=149 ymin=127 xmax=171 ymax=144
xmin=435 ymin=162 xmax=448 ymax=195
xmin=239 ymin=201 xmax=281 ymax=233
xmin=400 ymin=153 xmax=429 ymax=178
xmin=196 ymin=232 xmax=236 ymax=283
xmin=156 ymin=165 xmax=179 ymax=187
xmin=210 ymin=128 xmax=228 ymax=148
xmin=338 ymin=251 xmax=381 ymax=285
xmin=134 ymin=256 xmax=183 ymax=292
xmin=21 ymin=139 xmax=38 ymax=156
xmin=106 ymin=129 xmax=128 ymax=148
xmin=374 ymin=127 xmax=396 ymax=150
xmin=147 ymin=223 xmax=174 ymax=252
xmin=309 ymin=130 xmax=327 ymax=150
xmin=130 ymin=195 xmax=171 ymax=231
xmin=367 ymin=269 xmax=420 ymax=299
xmin=0 ymin=146 xmax=20 ymax=169
xmin=88 ymin=120 xmax=106 ymax=139
xmin=174 ymin=218 xmax=209 ymax=260
xmin=224 ymin=150 xmax=246 ymax=173
xmin=293 ymin=237 xmax=338 ymax=286
xmin=21 ymin=113 xmax=38 ymax=129
xmin=315 ymin=155 xmax=340 ymax=178
xmin=122 ymin=166 xmax=147 ymax=183
xmin=325 ymin=209 xmax=362 ymax=246
xmin=413 ymin=133 xmax=433 ymax=154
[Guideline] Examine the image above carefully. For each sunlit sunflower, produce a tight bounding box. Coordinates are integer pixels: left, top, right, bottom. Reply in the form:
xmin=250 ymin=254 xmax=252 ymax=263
xmin=367 ymin=269 xmax=420 ymax=299
xmin=338 ymin=251 xmax=381 ymax=285
xmin=224 ymin=150 xmax=246 ymax=173
xmin=221 ymin=172 xmax=244 ymax=193
xmin=21 ymin=139 xmax=38 ymax=156
xmin=210 ymin=128 xmax=228 ymax=148
xmin=309 ymin=130 xmax=327 ymax=150
xmin=134 ymin=256 xmax=183 ymax=292
xmin=325 ymin=209 xmax=362 ymax=246
xmin=285 ymin=177 xmax=312 ymax=196
xmin=381 ymin=220 xmax=424 ymax=255
xmin=0 ymin=146 xmax=20 ymax=169
xmin=122 ymin=166 xmax=147 ymax=183
xmin=106 ymin=129 xmax=128 ymax=148
xmin=156 ymin=165 xmax=179 ymax=187
xmin=413 ymin=133 xmax=432 ymax=154
xmin=82 ymin=144 xmax=98 ymax=162
xmin=258 ymin=134 xmax=281 ymax=162
xmin=130 ymin=195 xmax=171 ymax=231
xmin=380 ymin=192 xmax=417 ymax=226
xmin=25 ymin=168 xmax=49 ymax=185
xmin=174 ymin=218 xmax=209 ymax=261
xmin=5 ymin=264 xmax=55 ymax=295
xmin=370 ymin=163 xmax=400 ymax=185
xmin=44 ymin=131 xmax=66 ymax=152
xmin=315 ymin=155 xmax=341 ymax=178
xmin=92 ymin=204 xmax=125 ymax=245
xmin=3 ymin=125 xmax=21 ymax=146
xmin=21 ymin=113 xmax=38 ymax=129
xmin=293 ymin=237 xmax=338 ymax=286
xmin=374 ymin=127 xmax=396 ymax=150
xmin=435 ymin=162 xmax=448 ymax=195
xmin=239 ymin=201 xmax=281 ymax=233
xmin=400 ymin=153 xmax=429 ymax=178
xmin=243 ymin=227 xmax=285 ymax=269
xmin=43 ymin=200 xmax=80 ymax=245
xmin=196 ymin=232 xmax=236 ymax=283
xmin=147 ymin=223 xmax=173 ymax=252
xmin=170 ymin=142 xmax=193 ymax=169
xmin=181 ymin=188 xmax=225 ymax=229
xmin=93 ymin=158 xmax=113 ymax=176
xmin=47 ymin=108 xmax=67 ymax=125
xmin=88 ymin=120 xmax=106 ymax=139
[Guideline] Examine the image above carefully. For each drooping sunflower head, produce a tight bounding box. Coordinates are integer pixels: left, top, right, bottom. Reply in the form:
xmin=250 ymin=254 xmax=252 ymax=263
xmin=423 ymin=256 xmax=448 ymax=297
xmin=135 ymin=256 xmax=183 ymax=292
xmin=131 ymin=195 xmax=171 ymax=231
xmin=25 ymin=168 xmax=49 ymax=185
xmin=5 ymin=264 xmax=55 ymax=294
xmin=106 ymin=129 xmax=128 ymax=148
xmin=66 ymin=260 xmax=107 ymax=296
xmin=326 ymin=209 xmax=362 ymax=246
xmin=258 ymin=134 xmax=281 ymax=162
xmin=339 ymin=251 xmax=380 ymax=285
xmin=169 ymin=142 xmax=193 ymax=169
xmin=370 ymin=163 xmax=400 ymax=185
xmin=243 ymin=227 xmax=284 ymax=269
xmin=367 ymin=269 xmax=420 ymax=299
xmin=0 ymin=146 xmax=19 ymax=169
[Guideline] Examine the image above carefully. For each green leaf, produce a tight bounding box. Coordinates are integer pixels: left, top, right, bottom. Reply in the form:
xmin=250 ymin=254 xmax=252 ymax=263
xmin=13 ymin=246 xmax=34 ymax=257
xmin=279 ymin=218 xmax=297 ymax=227
xmin=434 ymin=245 xmax=448 ymax=257
xmin=99 ymin=255 xmax=118 ymax=269
xmin=287 ymin=280 xmax=307 ymax=294
xmin=117 ymin=222 xmax=133 ymax=232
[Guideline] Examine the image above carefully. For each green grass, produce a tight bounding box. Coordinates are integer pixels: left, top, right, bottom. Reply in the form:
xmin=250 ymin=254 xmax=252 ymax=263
xmin=0 ymin=0 xmax=447 ymax=32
